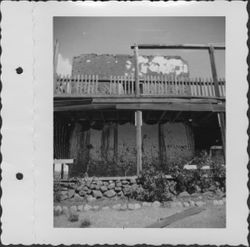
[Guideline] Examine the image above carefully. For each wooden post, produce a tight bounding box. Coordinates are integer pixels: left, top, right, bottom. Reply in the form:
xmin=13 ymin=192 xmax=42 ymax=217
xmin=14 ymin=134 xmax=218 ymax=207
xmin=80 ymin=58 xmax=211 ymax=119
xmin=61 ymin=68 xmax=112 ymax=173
xmin=208 ymin=45 xmax=226 ymax=157
xmin=54 ymin=40 xmax=59 ymax=94
xmin=134 ymin=44 xmax=140 ymax=97
xmin=60 ymin=163 xmax=64 ymax=179
xmin=135 ymin=111 xmax=142 ymax=175
xmin=208 ymin=45 xmax=220 ymax=98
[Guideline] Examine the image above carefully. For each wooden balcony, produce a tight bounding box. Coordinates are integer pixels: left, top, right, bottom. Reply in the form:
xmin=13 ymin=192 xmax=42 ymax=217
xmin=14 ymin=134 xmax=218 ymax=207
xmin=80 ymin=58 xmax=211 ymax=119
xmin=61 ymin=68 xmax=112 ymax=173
xmin=54 ymin=74 xmax=225 ymax=99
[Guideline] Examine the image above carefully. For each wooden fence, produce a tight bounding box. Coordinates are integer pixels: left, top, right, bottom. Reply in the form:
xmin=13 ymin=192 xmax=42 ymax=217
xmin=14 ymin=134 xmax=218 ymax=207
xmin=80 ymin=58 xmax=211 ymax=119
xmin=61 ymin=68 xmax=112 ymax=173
xmin=54 ymin=74 xmax=225 ymax=98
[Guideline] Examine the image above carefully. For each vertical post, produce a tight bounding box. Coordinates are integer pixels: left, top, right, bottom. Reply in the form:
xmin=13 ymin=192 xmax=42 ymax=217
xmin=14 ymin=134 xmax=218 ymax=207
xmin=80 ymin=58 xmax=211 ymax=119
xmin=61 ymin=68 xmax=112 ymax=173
xmin=54 ymin=40 xmax=59 ymax=94
xmin=60 ymin=163 xmax=64 ymax=180
xmin=208 ymin=45 xmax=220 ymax=97
xmin=135 ymin=111 xmax=142 ymax=175
xmin=208 ymin=45 xmax=225 ymax=157
xmin=134 ymin=44 xmax=140 ymax=97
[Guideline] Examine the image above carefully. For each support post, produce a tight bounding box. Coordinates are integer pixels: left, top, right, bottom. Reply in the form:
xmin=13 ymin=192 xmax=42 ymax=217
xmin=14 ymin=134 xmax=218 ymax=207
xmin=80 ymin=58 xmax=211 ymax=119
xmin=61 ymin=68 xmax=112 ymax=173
xmin=54 ymin=40 xmax=59 ymax=94
xmin=60 ymin=163 xmax=64 ymax=179
xmin=134 ymin=44 xmax=140 ymax=97
xmin=208 ymin=45 xmax=225 ymax=158
xmin=208 ymin=45 xmax=220 ymax=97
xmin=217 ymin=112 xmax=226 ymax=157
xmin=135 ymin=111 xmax=142 ymax=175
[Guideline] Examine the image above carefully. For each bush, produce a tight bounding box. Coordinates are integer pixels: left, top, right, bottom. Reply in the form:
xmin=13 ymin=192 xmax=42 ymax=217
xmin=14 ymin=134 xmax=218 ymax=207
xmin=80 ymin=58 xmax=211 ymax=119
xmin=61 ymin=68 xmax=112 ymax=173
xmin=80 ymin=218 xmax=91 ymax=228
xmin=54 ymin=181 xmax=62 ymax=203
xmin=134 ymin=165 xmax=174 ymax=202
xmin=169 ymin=151 xmax=225 ymax=194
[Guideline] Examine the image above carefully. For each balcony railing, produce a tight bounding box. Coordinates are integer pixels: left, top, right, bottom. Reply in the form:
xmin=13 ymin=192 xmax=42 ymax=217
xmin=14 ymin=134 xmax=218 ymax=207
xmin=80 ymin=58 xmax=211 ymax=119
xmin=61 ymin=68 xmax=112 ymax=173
xmin=54 ymin=74 xmax=225 ymax=98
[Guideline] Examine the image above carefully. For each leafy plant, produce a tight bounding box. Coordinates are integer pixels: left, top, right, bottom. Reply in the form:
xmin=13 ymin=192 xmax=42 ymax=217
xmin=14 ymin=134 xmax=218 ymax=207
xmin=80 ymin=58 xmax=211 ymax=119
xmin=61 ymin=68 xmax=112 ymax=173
xmin=80 ymin=218 xmax=91 ymax=228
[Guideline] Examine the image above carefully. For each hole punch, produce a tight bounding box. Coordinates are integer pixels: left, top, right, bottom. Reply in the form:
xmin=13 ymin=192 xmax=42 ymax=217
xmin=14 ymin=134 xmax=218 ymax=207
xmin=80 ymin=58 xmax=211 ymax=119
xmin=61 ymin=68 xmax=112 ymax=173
xmin=16 ymin=173 xmax=23 ymax=180
xmin=16 ymin=67 xmax=23 ymax=74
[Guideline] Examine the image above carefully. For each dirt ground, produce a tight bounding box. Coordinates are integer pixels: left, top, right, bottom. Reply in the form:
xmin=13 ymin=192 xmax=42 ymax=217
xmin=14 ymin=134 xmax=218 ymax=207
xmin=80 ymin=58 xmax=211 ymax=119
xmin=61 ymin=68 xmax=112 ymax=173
xmin=54 ymin=199 xmax=226 ymax=228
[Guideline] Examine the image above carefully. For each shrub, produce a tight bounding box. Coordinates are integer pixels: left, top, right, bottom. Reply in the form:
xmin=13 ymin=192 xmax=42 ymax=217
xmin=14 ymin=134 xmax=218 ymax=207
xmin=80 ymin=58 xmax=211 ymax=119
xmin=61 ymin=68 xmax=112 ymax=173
xmin=135 ymin=165 xmax=174 ymax=202
xmin=80 ymin=218 xmax=91 ymax=228
xmin=68 ymin=212 xmax=79 ymax=222
xmin=54 ymin=181 xmax=62 ymax=203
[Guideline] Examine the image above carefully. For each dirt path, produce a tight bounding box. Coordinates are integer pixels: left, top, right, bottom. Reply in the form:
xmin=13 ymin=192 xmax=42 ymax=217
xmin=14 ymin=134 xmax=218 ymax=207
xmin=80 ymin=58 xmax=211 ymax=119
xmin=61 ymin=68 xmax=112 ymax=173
xmin=54 ymin=204 xmax=225 ymax=228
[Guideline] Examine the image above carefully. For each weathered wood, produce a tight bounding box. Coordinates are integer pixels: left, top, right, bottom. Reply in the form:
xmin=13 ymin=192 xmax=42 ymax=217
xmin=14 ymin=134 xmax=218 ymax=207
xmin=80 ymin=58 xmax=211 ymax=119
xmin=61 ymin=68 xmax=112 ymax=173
xmin=134 ymin=44 xmax=140 ymax=97
xmin=131 ymin=44 xmax=225 ymax=50
xmin=135 ymin=111 xmax=142 ymax=175
xmin=217 ymin=112 xmax=226 ymax=157
xmin=54 ymin=159 xmax=74 ymax=164
xmin=208 ymin=46 xmax=220 ymax=97
xmin=145 ymin=207 xmax=206 ymax=228
xmin=116 ymin=103 xmax=225 ymax=112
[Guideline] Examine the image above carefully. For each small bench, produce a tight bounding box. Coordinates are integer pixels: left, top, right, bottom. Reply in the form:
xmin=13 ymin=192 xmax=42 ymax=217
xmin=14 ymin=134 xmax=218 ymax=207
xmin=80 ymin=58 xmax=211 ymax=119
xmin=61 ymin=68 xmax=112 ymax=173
xmin=53 ymin=159 xmax=74 ymax=180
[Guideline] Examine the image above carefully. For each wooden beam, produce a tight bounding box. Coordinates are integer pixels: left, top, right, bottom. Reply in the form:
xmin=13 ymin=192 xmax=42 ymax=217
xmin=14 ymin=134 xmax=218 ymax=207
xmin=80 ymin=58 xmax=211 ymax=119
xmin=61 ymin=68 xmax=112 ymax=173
xmin=208 ymin=46 xmax=221 ymax=97
xmin=116 ymin=103 xmax=225 ymax=112
xmin=145 ymin=207 xmax=206 ymax=228
xmin=131 ymin=44 xmax=225 ymax=50
xmin=134 ymin=44 xmax=140 ymax=97
xmin=217 ymin=112 xmax=226 ymax=157
xmin=54 ymin=159 xmax=74 ymax=164
xmin=135 ymin=111 xmax=142 ymax=175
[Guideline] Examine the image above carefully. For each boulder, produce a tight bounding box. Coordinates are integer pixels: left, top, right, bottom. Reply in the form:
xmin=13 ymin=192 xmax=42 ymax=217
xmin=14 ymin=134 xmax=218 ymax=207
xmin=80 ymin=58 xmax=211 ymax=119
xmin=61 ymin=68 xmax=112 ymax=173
xmin=195 ymin=201 xmax=205 ymax=207
xmin=142 ymin=202 xmax=152 ymax=207
xmin=108 ymin=183 xmax=115 ymax=190
xmin=189 ymin=200 xmax=195 ymax=207
xmin=134 ymin=203 xmax=141 ymax=210
xmin=79 ymin=190 xmax=87 ymax=197
xmin=92 ymin=190 xmax=103 ymax=199
xmin=62 ymin=206 xmax=69 ymax=216
xmin=70 ymin=205 xmax=78 ymax=213
xmin=92 ymin=205 xmax=100 ymax=211
xmin=116 ymin=182 xmax=122 ymax=187
xmin=74 ymin=194 xmax=84 ymax=202
xmin=112 ymin=204 xmax=121 ymax=210
xmin=84 ymin=204 xmax=92 ymax=211
xmin=54 ymin=205 xmax=62 ymax=215
xmin=114 ymin=187 xmax=122 ymax=192
xmin=102 ymin=206 xmax=110 ymax=210
xmin=123 ymin=187 xmax=131 ymax=196
xmin=77 ymin=205 xmax=84 ymax=212
xmin=178 ymin=191 xmax=190 ymax=197
xmin=86 ymin=195 xmax=96 ymax=202
xmin=183 ymin=202 xmax=190 ymax=207
xmin=100 ymin=185 xmax=108 ymax=192
xmin=128 ymin=203 xmax=135 ymax=210
xmin=104 ymin=189 xmax=116 ymax=198
xmin=130 ymin=178 xmax=137 ymax=184
xmin=90 ymin=184 xmax=96 ymax=190
xmin=117 ymin=191 xmax=124 ymax=197
xmin=152 ymin=201 xmax=161 ymax=208
xmin=120 ymin=204 xmax=127 ymax=211
xmin=68 ymin=189 xmax=75 ymax=198
xmin=122 ymin=180 xmax=129 ymax=185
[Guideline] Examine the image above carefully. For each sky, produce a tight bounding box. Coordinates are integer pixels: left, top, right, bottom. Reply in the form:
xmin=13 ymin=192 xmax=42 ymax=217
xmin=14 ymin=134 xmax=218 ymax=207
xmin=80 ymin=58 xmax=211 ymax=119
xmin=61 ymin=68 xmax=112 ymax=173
xmin=54 ymin=17 xmax=225 ymax=78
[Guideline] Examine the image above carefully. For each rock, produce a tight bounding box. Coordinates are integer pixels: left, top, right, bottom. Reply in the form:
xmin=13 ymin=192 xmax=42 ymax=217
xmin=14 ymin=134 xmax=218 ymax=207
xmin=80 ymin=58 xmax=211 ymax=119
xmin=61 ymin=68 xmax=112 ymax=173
xmin=171 ymin=201 xmax=183 ymax=208
xmin=90 ymin=184 xmax=96 ymax=190
xmin=103 ymin=181 xmax=109 ymax=186
xmin=130 ymin=178 xmax=137 ymax=184
xmin=86 ymin=190 xmax=92 ymax=195
xmin=92 ymin=205 xmax=99 ymax=211
xmin=120 ymin=204 xmax=127 ymax=211
xmin=162 ymin=201 xmax=171 ymax=208
xmin=117 ymin=191 xmax=124 ymax=197
xmin=128 ymin=203 xmax=135 ymax=210
xmin=108 ymin=183 xmax=115 ymax=190
xmin=62 ymin=206 xmax=69 ymax=216
xmin=74 ymin=194 xmax=83 ymax=202
xmin=54 ymin=205 xmax=62 ymax=215
xmin=178 ymin=191 xmax=190 ymax=197
xmin=112 ymin=204 xmax=121 ymax=210
xmin=134 ymin=203 xmax=141 ymax=210
xmin=102 ymin=206 xmax=110 ymax=210
xmin=152 ymin=201 xmax=161 ymax=208
xmin=100 ymin=185 xmax=108 ymax=192
xmin=83 ymin=204 xmax=92 ymax=211
xmin=203 ymin=191 xmax=214 ymax=197
xmin=116 ymin=182 xmax=122 ymax=187
xmin=195 ymin=201 xmax=205 ymax=207
xmin=122 ymin=180 xmax=129 ymax=185
xmin=189 ymin=200 xmax=195 ymax=207
xmin=68 ymin=189 xmax=75 ymax=198
xmin=195 ymin=185 xmax=201 ymax=193
xmin=142 ymin=202 xmax=152 ymax=207
xmin=95 ymin=184 xmax=101 ymax=190
xmin=86 ymin=195 xmax=96 ymax=202
xmin=92 ymin=190 xmax=103 ymax=199
xmin=131 ymin=184 xmax=138 ymax=191
xmin=70 ymin=205 xmax=78 ymax=213
xmin=104 ymin=189 xmax=116 ymax=198
xmin=183 ymin=202 xmax=190 ymax=207
xmin=79 ymin=190 xmax=87 ymax=197
xmin=114 ymin=187 xmax=122 ymax=192
xmin=215 ymin=189 xmax=224 ymax=198
xmin=77 ymin=205 xmax=84 ymax=211
xmin=123 ymin=187 xmax=131 ymax=196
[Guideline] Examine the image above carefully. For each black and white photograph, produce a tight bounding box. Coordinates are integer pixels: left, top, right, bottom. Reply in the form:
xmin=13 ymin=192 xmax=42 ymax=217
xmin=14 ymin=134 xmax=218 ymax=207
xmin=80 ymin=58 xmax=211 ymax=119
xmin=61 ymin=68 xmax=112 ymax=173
xmin=2 ymin=1 xmax=248 ymax=245
xmin=53 ymin=16 xmax=226 ymax=228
